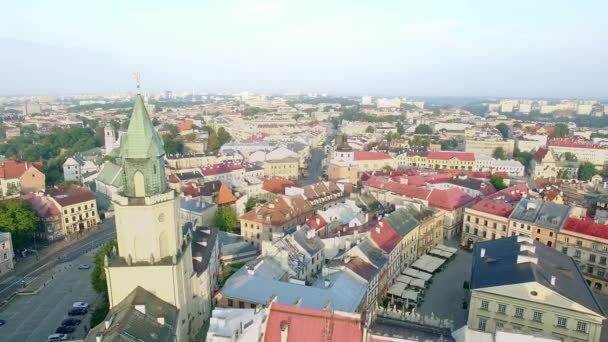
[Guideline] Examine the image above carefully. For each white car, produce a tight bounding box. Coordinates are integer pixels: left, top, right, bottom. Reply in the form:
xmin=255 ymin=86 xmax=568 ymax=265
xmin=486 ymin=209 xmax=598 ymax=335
xmin=47 ymin=334 xmax=69 ymax=341
xmin=77 ymin=264 xmax=91 ymax=270
xmin=72 ymin=302 xmax=89 ymax=309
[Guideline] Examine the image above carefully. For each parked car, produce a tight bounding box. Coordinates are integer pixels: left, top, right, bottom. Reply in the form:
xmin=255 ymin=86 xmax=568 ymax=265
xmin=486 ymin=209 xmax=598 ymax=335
xmin=77 ymin=264 xmax=91 ymax=270
xmin=68 ymin=307 xmax=88 ymax=316
xmin=72 ymin=302 xmax=89 ymax=309
xmin=61 ymin=318 xmax=81 ymax=326
xmin=0 ymin=319 xmax=5 ymax=327
xmin=55 ymin=326 xmax=75 ymax=334
xmin=47 ymin=334 xmax=69 ymax=341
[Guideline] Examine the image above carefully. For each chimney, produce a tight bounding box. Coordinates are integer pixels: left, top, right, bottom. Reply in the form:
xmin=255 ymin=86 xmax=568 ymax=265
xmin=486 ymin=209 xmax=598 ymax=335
xmin=550 ymin=275 xmax=556 ymax=286
xmin=281 ymin=321 xmax=289 ymax=342
xmin=517 ymin=236 xmax=534 ymax=244
xmin=480 ymin=248 xmax=486 ymax=258
xmin=157 ymin=317 xmax=165 ymax=325
xmin=316 ymin=218 xmax=320 ymax=225
xmin=324 ymin=279 xmax=331 ymax=288
xmin=517 ymin=254 xmax=538 ymax=265
xmin=520 ymin=244 xmax=536 ymax=254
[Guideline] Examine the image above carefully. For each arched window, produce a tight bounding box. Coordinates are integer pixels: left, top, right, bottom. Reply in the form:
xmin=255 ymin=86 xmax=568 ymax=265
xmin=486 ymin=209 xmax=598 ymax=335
xmin=133 ymin=171 xmax=145 ymax=197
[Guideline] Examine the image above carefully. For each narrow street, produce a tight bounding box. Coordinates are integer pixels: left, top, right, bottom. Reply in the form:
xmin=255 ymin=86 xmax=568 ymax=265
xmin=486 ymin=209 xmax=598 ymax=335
xmin=299 ymin=147 xmax=325 ymax=185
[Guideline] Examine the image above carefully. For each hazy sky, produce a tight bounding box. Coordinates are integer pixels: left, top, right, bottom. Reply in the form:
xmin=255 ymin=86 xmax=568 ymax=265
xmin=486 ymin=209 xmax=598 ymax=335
xmin=1 ymin=0 xmax=607 ymax=97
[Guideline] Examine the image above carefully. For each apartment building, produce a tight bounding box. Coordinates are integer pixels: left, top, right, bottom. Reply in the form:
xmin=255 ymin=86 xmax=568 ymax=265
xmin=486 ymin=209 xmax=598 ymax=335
xmin=0 ymin=159 xmax=45 ymax=198
xmin=508 ymin=199 xmax=570 ymax=248
xmin=557 ymin=218 xmax=608 ymax=295
xmin=263 ymin=157 xmax=299 ymax=180
xmin=548 ymin=138 xmax=608 ymax=167
xmin=399 ymin=151 xmax=475 ymax=171
xmin=47 ymin=185 xmax=101 ymax=236
xmin=0 ymin=232 xmax=14 ymax=275
xmin=465 ymin=139 xmax=515 ymax=158
xmin=469 ymin=237 xmax=607 ymax=342
xmin=462 ymin=184 xmax=529 ymax=248
xmin=239 ymin=195 xmax=313 ymax=245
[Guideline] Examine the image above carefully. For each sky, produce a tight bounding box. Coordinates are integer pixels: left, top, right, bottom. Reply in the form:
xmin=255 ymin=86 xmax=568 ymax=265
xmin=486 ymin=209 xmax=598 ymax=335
xmin=1 ymin=0 xmax=607 ymax=97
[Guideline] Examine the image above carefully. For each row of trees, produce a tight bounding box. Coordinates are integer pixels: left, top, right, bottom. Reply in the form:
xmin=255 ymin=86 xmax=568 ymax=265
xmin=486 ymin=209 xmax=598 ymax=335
xmin=90 ymin=240 xmax=117 ymax=326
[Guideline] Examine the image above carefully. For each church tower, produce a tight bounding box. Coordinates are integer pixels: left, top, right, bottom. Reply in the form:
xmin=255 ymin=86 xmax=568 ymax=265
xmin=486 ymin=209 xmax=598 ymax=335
xmin=105 ymin=84 xmax=195 ymax=340
xmin=104 ymin=123 xmax=116 ymax=155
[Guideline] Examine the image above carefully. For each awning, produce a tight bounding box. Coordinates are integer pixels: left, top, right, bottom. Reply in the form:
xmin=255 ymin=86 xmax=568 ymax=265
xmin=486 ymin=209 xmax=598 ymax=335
xmin=409 ymin=278 xmax=426 ymax=289
xmin=387 ymin=282 xmax=408 ymax=297
xmin=402 ymin=267 xmax=432 ymax=281
xmin=412 ymin=254 xmax=446 ymax=273
xmin=402 ymin=289 xmax=419 ymax=302
xmin=396 ymin=274 xmax=414 ymax=285
xmin=429 ymin=248 xmax=453 ymax=259
xmin=437 ymin=244 xmax=458 ymax=254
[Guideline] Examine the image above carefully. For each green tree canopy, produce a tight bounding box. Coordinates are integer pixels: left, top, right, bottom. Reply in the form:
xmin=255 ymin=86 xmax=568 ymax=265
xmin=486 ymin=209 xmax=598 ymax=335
xmin=91 ymin=240 xmax=117 ymax=294
xmin=365 ymin=125 xmax=375 ymax=133
xmin=217 ymin=127 xmax=232 ymax=145
xmin=414 ymin=124 xmax=433 ymax=135
xmin=563 ymin=152 xmax=577 ymax=161
xmin=490 ymin=176 xmax=507 ymax=190
xmin=214 ymin=206 xmax=238 ymax=232
xmin=550 ymin=123 xmax=569 ymax=138
xmin=578 ymin=162 xmax=598 ymax=181
xmin=0 ymin=200 xmax=39 ymax=249
xmin=493 ymin=147 xmax=507 ymax=160
xmin=495 ymin=123 xmax=510 ymax=139
xmin=396 ymin=122 xmax=405 ymax=135
xmin=162 ymin=134 xmax=185 ymax=156
xmin=206 ymin=131 xmax=221 ymax=152
xmin=245 ymin=197 xmax=257 ymax=212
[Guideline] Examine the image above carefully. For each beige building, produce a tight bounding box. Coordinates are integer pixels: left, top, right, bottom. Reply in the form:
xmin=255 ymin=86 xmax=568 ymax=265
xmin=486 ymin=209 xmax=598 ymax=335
xmin=465 ymin=139 xmax=515 ymax=158
xmin=47 ymin=186 xmax=100 ymax=237
xmin=263 ymin=157 xmax=299 ymax=180
xmin=0 ymin=232 xmax=14 ymax=275
xmin=328 ymin=161 xmax=359 ymax=184
xmin=166 ymin=153 xmax=224 ymax=170
xmin=0 ymin=159 xmax=45 ymax=199
xmin=557 ymin=218 xmax=608 ymax=295
xmin=469 ymin=236 xmax=607 ymax=342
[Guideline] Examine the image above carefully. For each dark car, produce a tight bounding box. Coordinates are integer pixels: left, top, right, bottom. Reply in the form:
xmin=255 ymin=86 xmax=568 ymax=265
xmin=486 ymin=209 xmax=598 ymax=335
xmin=61 ymin=318 xmax=81 ymax=326
xmin=0 ymin=319 xmax=5 ymax=327
xmin=68 ymin=307 xmax=88 ymax=316
xmin=55 ymin=326 xmax=75 ymax=334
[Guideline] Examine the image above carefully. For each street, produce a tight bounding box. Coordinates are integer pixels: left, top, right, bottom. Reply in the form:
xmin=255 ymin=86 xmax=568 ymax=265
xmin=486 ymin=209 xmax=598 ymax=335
xmin=300 ymin=147 xmax=325 ymax=185
xmin=0 ymin=251 xmax=100 ymax=342
xmin=0 ymin=219 xmax=116 ymax=305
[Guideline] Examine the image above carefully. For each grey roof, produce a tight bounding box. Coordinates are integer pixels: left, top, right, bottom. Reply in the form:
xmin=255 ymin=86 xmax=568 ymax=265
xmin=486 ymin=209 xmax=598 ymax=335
xmin=471 ymin=236 xmax=605 ymax=316
xmin=191 ymin=227 xmax=218 ymax=275
xmin=293 ymin=229 xmax=325 ymax=256
xmin=96 ymin=162 xmax=123 ymax=188
xmin=509 ymin=199 xmax=570 ymax=231
xmin=356 ymin=239 xmax=387 ymax=269
xmin=386 ymin=206 xmax=436 ymax=237
xmin=220 ymin=257 xmax=367 ymax=312
xmin=369 ymin=316 xmax=454 ymax=342
xmin=85 ymin=286 xmax=178 ymax=342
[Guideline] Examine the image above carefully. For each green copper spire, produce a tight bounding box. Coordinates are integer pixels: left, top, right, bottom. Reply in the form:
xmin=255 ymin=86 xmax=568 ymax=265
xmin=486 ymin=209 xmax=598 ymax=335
xmin=120 ymin=94 xmax=164 ymax=159
xmin=118 ymin=90 xmax=167 ymax=198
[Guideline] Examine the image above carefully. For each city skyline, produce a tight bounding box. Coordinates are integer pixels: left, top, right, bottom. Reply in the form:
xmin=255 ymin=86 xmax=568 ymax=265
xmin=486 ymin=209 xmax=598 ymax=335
xmin=2 ymin=0 xmax=608 ymax=97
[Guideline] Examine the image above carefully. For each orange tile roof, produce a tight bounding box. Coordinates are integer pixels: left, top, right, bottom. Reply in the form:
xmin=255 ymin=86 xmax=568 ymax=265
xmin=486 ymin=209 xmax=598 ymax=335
xmin=215 ymin=183 xmax=237 ymax=205
xmin=262 ymin=177 xmax=296 ymax=194
xmin=0 ymin=159 xmax=43 ymax=179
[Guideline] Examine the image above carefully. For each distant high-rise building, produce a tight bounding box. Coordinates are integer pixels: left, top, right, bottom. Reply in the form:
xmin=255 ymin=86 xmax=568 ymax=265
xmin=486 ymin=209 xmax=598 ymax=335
xmin=163 ymin=90 xmax=173 ymax=99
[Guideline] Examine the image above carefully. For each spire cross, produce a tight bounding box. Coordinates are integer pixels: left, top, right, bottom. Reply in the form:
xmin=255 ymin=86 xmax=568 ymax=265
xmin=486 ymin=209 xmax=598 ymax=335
xmin=132 ymin=72 xmax=141 ymax=91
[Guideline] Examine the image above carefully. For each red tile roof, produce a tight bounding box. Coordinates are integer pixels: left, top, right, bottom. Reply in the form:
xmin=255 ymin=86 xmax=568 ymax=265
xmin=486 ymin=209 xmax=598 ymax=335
xmin=176 ymin=120 xmax=193 ymax=132
xmin=353 ymin=151 xmax=391 ymax=161
xmin=345 ymin=257 xmax=378 ymax=280
xmin=427 ymin=151 xmax=475 ymax=162
xmin=370 ymin=220 xmax=401 ymax=253
xmin=549 ymin=138 xmax=608 ymax=150
xmin=46 ymin=185 xmax=96 ymax=207
xmin=427 ymin=188 xmax=474 ymax=211
xmin=0 ymin=159 xmax=43 ymax=179
xmin=306 ymin=214 xmax=328 ymax=231
xmin=366 ymin=176 xmax=431 ymax=200
xmin=200 ymin=163 xmax=243 ymax=176
xmin=264 ymin=303 xmax=363 ymax=342
xmin=472 ymin=183 xmax=529 ymax=217
xmin=533 ymin=147 xmax=549 ymax=162
xmin=215 ymin=183 xmax=237 ymax=205
xmin=563 ymin=218 xmax=608 ymax=240
xmin=262 ymin=177 xmax=296 ymax=194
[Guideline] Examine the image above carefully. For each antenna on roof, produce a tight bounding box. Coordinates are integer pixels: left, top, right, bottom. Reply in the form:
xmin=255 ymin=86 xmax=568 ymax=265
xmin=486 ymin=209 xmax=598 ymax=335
xmin=132 ymin=72 xmax=141 ymax=93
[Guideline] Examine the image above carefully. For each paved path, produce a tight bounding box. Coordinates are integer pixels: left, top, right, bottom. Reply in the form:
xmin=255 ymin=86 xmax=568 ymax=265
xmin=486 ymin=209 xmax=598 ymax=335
xmin=0 ymin=251 xmax=100 ymax=342
xmin=0 ymin=219 xmax=116 ymax=304
xmin=300 ymin=148 xmax=325 ymax=185
xmin=417 ymin=238 xmax=472 ymax=329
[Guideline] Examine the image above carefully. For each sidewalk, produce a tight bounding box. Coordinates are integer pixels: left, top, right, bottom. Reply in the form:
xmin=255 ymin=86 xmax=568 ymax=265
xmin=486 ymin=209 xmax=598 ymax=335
xmin=1 ymin=219 xmax=114 ymax=282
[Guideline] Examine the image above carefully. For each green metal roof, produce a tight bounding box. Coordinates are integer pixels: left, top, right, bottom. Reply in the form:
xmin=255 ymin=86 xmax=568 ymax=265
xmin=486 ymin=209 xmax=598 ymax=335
xmin=119 ymin=94 xmax=164 ymax=159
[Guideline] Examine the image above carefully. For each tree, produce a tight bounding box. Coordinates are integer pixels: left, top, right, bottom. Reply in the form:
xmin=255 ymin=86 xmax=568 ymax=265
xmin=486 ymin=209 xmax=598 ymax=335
xmin=495 ymin=123 xmax=510 ymax=139
xmin=563 ymin=152 xmax=577 ymax=161
xmin=493 ymin=147 xmax=507 ymax=160
xmin=365 ymin=125 xmax=375 ymax=133
xmin=382 ymin=165 xmax=394 ymax=172
xmin=245 ymin=197 xmax=257 ymax=212
xmin=414 ymin=124 xmax=433 ymax=135
xmin=214 ymin=206 xmax=238 ymax=232
xmin=0 ymin=200 xmax=39 ymax=249
xmin=162 ymin=134 xmax=184 ymax=156
xmin=217 ymin=127 xmax=232 ymax=145
xmin=396 ymin=122 xmax=405 ymax=135
xmin=578 ymin=162 xmax=598 ymax=181
xmin=206 ymin=131 xmax=221 ymax=152
xmin=91 ymin=240 xmax=117 ymax=294
xmin=550 ymin=123 xmax=569 ymax=138
xmin=513 ymin=148 xmax=533 ymax=170
xmin=490 ymin=176 xmax=507 ymax=190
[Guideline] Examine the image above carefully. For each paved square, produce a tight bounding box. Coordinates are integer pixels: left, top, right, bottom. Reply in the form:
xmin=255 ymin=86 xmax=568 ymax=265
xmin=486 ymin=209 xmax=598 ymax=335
xmin=0 ymin=251 xmax=100 ymax=342
xmin=417 ymin=238 xmax=472 ymax=329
